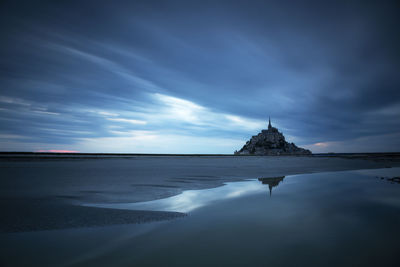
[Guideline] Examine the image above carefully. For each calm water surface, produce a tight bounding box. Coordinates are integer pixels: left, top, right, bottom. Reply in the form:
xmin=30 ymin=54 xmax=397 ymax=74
xmin=2 ymin=168 xmax=400 ymax=267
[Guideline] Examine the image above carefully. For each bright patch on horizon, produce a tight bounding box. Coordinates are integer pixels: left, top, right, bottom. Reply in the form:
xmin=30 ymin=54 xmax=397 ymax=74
xmin=314 ymin=142 xmax=329 ymax=147
xmin=36 ymin=150 xmax=79 ymax=153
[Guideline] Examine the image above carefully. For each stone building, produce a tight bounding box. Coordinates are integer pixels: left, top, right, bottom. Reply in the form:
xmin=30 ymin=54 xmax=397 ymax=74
xmin=234 ymin=118 xmax=311 ymax=155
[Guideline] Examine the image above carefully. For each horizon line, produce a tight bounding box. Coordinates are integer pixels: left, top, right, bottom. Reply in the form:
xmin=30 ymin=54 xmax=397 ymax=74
xmin=1 ymin=151 xmax=400 ymax=156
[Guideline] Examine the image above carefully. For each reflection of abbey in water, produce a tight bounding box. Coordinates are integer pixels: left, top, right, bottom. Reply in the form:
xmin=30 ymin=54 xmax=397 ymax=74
xmin=258 ymin=176 xmax=285 ymax=196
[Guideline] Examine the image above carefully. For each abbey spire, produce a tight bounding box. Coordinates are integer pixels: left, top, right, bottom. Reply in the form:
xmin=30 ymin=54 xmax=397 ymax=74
xmin=268 ymin=116 xmax=272 ymax=130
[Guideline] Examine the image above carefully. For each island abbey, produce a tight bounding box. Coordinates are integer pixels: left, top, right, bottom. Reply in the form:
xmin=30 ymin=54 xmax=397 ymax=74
xmin=234 ymin=118 xmax=311 ymax=155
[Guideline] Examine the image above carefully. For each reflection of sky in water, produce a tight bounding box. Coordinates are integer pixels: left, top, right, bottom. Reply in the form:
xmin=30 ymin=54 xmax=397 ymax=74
xmin=5 ymin=168 xmax=400 ymax=267
xmin=86 ymin=180 xmax=271 ymax=213
xmin=85 ymin=167 xmax=400 ymax=214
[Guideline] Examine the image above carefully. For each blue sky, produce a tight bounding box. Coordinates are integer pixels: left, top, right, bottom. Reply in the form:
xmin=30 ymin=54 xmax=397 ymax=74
xmin=1 ymin=0 xmax=400 ymax=153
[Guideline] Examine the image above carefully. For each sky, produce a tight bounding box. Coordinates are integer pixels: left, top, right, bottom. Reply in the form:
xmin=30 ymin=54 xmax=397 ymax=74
xmin=0 ymin=0 xmax=399 ymax=153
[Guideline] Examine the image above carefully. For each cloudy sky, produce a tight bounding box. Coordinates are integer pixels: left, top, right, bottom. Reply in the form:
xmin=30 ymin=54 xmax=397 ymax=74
xmin=0 ymin=0 xmax=399 ymax=153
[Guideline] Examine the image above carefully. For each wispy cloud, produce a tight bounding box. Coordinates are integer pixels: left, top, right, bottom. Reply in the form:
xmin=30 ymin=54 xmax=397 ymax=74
xmin=106 ymin=118 xmax=147 ymax=125
xmin=149 ymin=93 xmax=265 ymax=132
xmin=46 ymin=43 xmax=162 ymax=93
xmin=0 ymin=96 xmax=31 ymax=106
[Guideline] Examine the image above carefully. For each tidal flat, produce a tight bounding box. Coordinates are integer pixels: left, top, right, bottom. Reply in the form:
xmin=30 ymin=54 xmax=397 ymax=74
xmin=1 ymin=154 xmax=400 ymax=266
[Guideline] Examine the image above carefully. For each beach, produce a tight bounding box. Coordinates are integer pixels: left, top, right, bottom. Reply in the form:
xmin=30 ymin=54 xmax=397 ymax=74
xmin=1 ymin=154 xmax=400 ymax=266
xmin=1 ymin=154 xmax=400 ymax=232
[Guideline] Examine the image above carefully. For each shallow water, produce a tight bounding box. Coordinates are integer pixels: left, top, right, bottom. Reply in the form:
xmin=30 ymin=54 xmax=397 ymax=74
xmin=2 ymin=168 xmax=400 ymax=266
xmin=85 ymin=178 xmax=271 ymax=212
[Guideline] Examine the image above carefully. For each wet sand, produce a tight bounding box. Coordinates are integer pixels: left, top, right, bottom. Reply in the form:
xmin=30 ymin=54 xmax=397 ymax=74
xmin=1 ymin=154 xmax=400 ymax=232
xmin=0 ymin=198 xmax=184 ymax=233
xmin=2 ymin=167 xmax=400 ymax=267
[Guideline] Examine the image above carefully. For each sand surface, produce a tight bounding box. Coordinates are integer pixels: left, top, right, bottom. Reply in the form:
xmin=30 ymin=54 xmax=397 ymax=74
xmin=1 ymin=154 xmax=400 ymax=232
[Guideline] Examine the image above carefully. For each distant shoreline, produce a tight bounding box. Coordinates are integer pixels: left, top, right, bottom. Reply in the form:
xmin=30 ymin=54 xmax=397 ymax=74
xmin=0 ymin=151 xmax=400 ymax=157
xmin=1 ymin=152 xmax=400 ymax=162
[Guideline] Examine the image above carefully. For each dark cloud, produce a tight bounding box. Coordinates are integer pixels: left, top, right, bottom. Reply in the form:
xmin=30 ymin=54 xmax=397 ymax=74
xmin=0 ymin=0 xmax=399 ymax=152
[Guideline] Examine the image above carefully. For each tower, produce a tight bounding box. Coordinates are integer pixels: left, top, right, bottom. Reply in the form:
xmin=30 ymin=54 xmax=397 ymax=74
xmin=268 ymin=116 xmax=272 ymax=130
